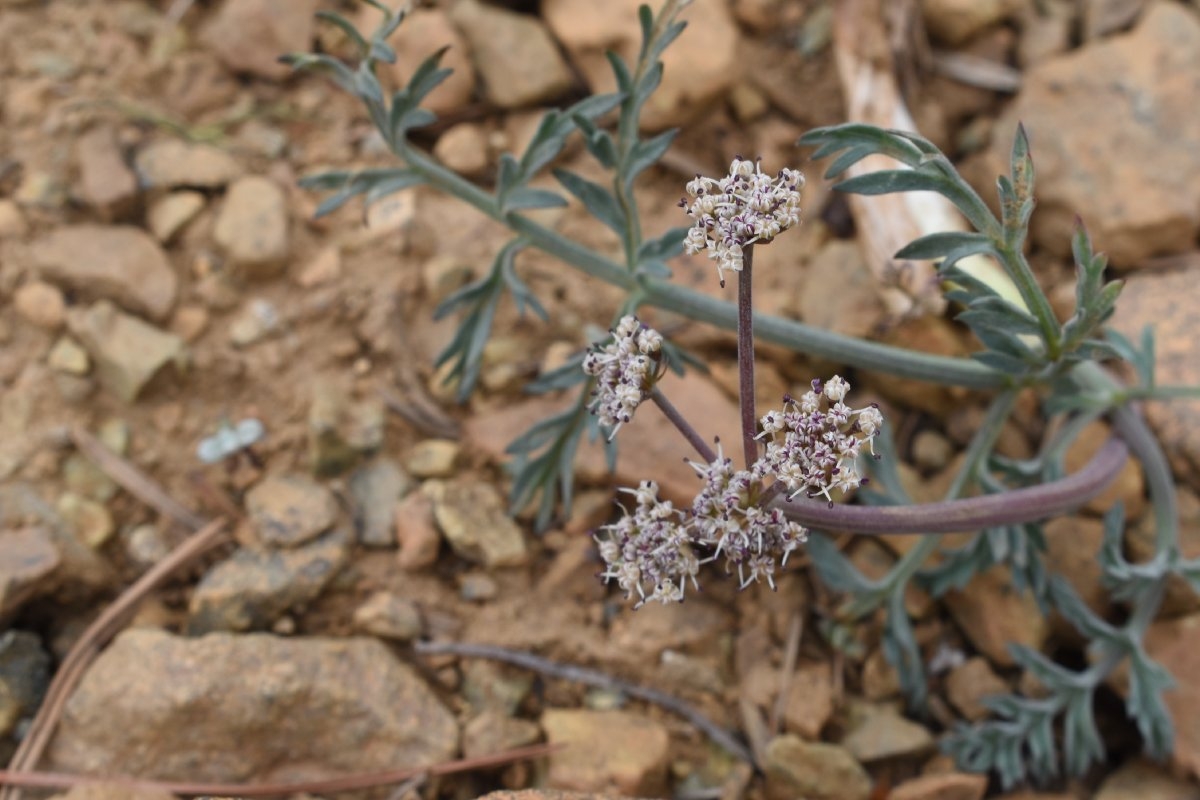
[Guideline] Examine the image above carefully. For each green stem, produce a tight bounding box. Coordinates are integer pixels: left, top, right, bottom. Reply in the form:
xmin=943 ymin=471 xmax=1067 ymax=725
xmin=1072 ymin=362 xmax=1178 ymax=553
xmin=396 ymin=139 xmax=1006 ymax=390
xmin=641 ymin=281 xmax=1005 ymax=389
xmin=998 ymin=246 xmax=1063 ymax=360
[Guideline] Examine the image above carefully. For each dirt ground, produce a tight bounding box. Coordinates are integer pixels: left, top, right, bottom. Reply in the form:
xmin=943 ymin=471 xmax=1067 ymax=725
xmin=2 ymin=0 xmax=1199 ymax=798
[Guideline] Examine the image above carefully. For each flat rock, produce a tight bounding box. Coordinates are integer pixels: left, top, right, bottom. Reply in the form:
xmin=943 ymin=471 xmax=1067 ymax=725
xmin=463 ymin=709 xmax=541 ymax=759
xmin=46 ymin=629 xmax=458 ymax=782
xmin=349 ymin=458 xmax=413 ymax=547
xmin=945 ymin=565 xmax=1049 ymax=667
xmin=425 ymin=479 xmax=528 ymax=568
xmin=214 ymin=176 xmax=289 ymax=278
xmin=1139 ymin=615 xmax=1200 ymax=778
xmin=451 ymin=0 xmax=573 ymax=109
xmin=763 ymin=736 xmax=872 ymax=800
xmin=187 ymin=530 xmax=349 ymax=633
xmin=353 ymin=591 xmax=422 ymax=641
xmin=799 ymin=240 xmax=888 ymax=339
xmin=741 ymin=660 xmax=834 ymax=739
xmin=245 ymin=473 xmax=338 ymax=547
xmin=134 ymin=140 xmax=240 ymax=190
xmin=1094 ymin=758 xmax=1200 ymax=800
xmin=1063 ymin=420 xmax=1145 ymax=520
xmin=945 ymin=656 xmax=1009 ymax=722
xmin=0 ymin=486 xmax=113 ymax=622
xmin=31 ymin=225 xmax=177 ymax=321
xmin=75 ymin=126 xmax=138 ymax=220
xmin=1111 ymin=265 xmax=1200 ymax=483
xmin=146 ymin=191 xmax=205 ymax=243
xmin=543 ymin=0 xmax=739 ymax=129
xmin=541 ymin=708 xmax=670 ymax=796
xmin=921 ymin=0 xmax=1016 ymax=45
xmin=840 ymin=701 xmax=935 ymax=762
xmin=0 ymin=528 xmax=62 ymax=619
xmin=465 ymin=368 xmax=741 ymax=511
xmin=1043 ymin=516 xmax=1110 ymax=631
xmin=987 ymin=3 xmax=1200 ymax=265
xmin=67 ymin=301 xmax=185 ymax=402
xmin=889 ymin=772 xmax=989 ymax=800
xmin=201 ymin=0 xmax=319 ymax=80
xmin=405 ymin=439 xmax=460 ymax=479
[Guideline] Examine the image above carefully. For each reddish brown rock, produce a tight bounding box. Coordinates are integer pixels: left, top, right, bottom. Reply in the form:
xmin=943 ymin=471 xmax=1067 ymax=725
xmin=987 ymin=3 xmax=1200 ymax=266
xmin=202 ymin=0 xmax=319 ymax=80
xmin=763 ymin=736 xmax=872 ymax=800
xmin=451 ymin=0 xmax=573 ymax=109
xmin=46 ymin=630 xmax=459 ymax=782
xmin=889 ymin=772 xmax=988 ymax=800
xmin=1139 ymin=615 xmax=1200 ymax=779
xmin=543 ymin=0 xmax=740 ymax=130
xmin=1063 ymin=420 xmax=1145 ymax=520
xmin=1111 ymin=265 xmax=1200 ymax=485
xmin=75 ymin=126 xmax=138 ymax=220
xmin=541 ymin=708 xmax=670 ymax=796
xmin=945 ymin=657 xmax=1009 ymax=722
xmin=31 ymin=225 xmax=177 ymax=321
xmin=946 ymin=566 xmax=1049 ymax=667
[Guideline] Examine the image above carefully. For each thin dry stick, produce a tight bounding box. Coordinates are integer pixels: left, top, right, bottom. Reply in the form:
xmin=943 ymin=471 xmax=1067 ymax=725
xmin=0 ymin=744 xmax=556 ymax=797
xmin=414 ymin=640 xmax=755 ymax=766
xmin=1 ymin=519 xmax=229 ymax=800
xmin=769 ymin=614 xmax=804 ymax=736
xmin=71 ymin=426 xmax=208 ymax=531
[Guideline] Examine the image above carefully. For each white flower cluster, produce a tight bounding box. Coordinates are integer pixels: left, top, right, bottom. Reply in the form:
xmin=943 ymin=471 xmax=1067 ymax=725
xmin=687 ymin=445 xmax=808 ymax=590
xmin=757 ymin=375 xmax=883 ymax=503
xmin=596 ymin=480 xmax=699 ymax=607
xmin=680 ymin=157 xmax=805 ymax=286
xmin=594 ymin=375 xmax=880 ymax=608
xmin=596 ymin=462 xmax=807 ymax=608
xmin=582 ymin=315 xmax=665 ymax=437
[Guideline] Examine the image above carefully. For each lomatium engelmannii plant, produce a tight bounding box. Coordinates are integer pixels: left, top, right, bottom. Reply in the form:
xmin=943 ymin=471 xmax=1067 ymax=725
xmin=291 ymin=0 xmax=1200 ymax=787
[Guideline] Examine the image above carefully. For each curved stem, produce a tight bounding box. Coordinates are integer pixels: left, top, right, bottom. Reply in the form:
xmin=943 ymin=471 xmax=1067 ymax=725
xmin=1072 ymin=362 xmax=1178 ymax=552
xmin=777 ymin=436 xmax=1126 ymax=534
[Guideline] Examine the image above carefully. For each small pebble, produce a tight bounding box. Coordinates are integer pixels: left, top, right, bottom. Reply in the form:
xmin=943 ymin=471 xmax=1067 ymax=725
xmin=405 ymin=439 xmax=460 ymax=479
xmin=47 ymin=337 xmax=90 ymax=375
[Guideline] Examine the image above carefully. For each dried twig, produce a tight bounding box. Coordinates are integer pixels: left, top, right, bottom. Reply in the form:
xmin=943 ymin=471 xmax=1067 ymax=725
xmin=70 ymin=426 xmax=207 ymax=531
xmin=932 ymin=51 xmax=1022 ymax=92
xmin=769 ymin=613 xmax=804 ymax=736
xmin=414 ymin=639 xmax=755 ymax=766
xmin=0 ymin=744 xmax=556 ymax=797
xmin=381 ymin=360 xmax=460 ymax=439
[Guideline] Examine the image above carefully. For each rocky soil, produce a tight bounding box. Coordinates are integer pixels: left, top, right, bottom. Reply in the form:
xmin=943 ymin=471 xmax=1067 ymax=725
xmin=2 ymin=0 xmax=1200 ymax=799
